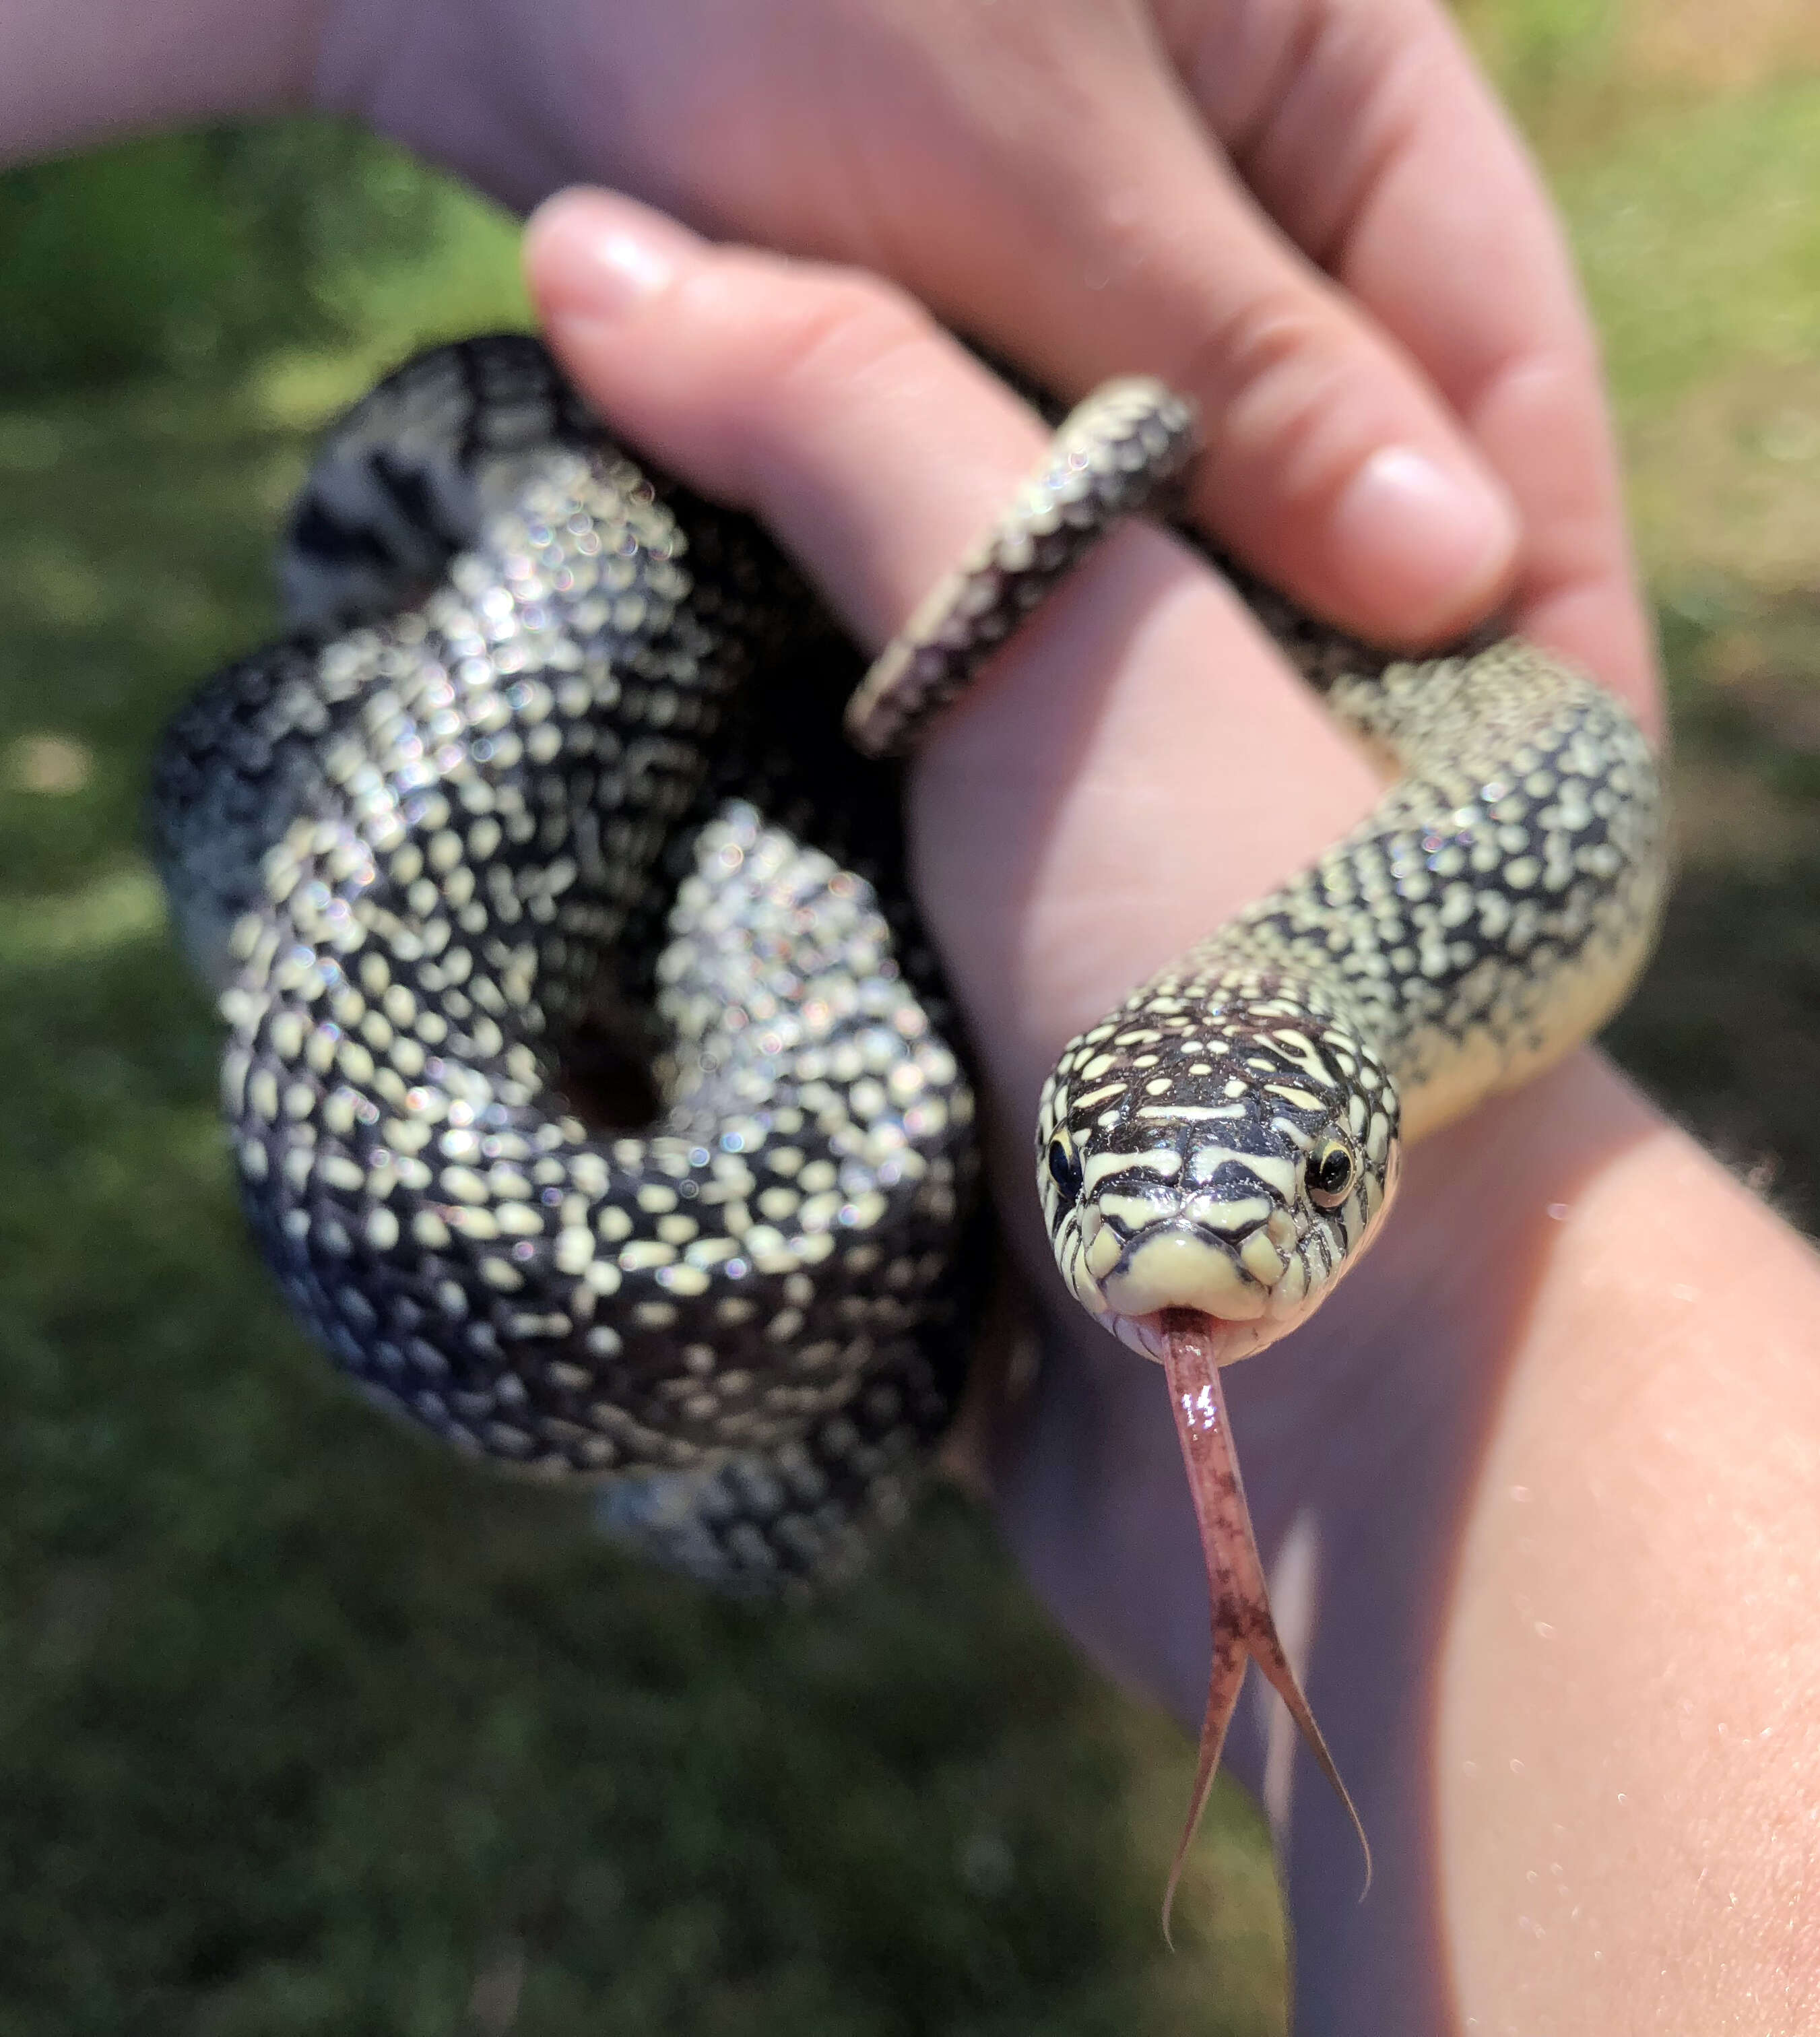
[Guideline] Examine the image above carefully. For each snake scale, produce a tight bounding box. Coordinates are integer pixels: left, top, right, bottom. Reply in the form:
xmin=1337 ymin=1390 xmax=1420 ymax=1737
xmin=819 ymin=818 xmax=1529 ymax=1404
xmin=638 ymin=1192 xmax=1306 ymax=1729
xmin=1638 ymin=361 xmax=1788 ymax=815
xmin=150 ymin=334 xmax=1664 ymax=1898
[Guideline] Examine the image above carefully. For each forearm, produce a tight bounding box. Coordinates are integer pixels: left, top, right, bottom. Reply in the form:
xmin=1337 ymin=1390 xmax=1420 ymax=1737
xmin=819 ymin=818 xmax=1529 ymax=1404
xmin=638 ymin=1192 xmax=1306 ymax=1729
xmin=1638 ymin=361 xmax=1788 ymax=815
xmin=1000 ymin=1051 xmax=1820 ymax=2031
xmin=1436 ymin=1060 xmax=1820 ymax=2030
xmin=0 ymin=0 xmax=328 ymax=164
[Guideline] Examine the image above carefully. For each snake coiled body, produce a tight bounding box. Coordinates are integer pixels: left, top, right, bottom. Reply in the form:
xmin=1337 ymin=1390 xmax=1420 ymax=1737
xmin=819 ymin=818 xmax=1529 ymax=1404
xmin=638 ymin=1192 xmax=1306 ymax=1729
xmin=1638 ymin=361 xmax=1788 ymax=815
xmin=152 ymin=335 xmax=1664 ymax=1887
xmin=153 ymin=336 xmax=981 ymax=1590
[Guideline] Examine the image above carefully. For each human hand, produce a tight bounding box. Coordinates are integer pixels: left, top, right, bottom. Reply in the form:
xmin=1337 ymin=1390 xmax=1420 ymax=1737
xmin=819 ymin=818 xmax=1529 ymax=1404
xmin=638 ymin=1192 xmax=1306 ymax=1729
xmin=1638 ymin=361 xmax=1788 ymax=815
xmin=313 ymin=0 xmax=1652 ymax=707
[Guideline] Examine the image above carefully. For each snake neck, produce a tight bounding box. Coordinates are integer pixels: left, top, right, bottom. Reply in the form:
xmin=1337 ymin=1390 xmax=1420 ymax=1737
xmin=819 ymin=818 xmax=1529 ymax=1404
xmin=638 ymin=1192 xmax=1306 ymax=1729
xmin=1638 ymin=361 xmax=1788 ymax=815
xmin=1038 ymin=641 xmax=1665 ymax=1353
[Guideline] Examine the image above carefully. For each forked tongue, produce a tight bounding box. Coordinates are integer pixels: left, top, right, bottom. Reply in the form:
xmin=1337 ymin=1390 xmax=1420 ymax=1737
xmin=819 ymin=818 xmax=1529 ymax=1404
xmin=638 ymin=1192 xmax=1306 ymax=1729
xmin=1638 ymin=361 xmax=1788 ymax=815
xmin=1157 ymin=1307 xmax=1370 ymax=1939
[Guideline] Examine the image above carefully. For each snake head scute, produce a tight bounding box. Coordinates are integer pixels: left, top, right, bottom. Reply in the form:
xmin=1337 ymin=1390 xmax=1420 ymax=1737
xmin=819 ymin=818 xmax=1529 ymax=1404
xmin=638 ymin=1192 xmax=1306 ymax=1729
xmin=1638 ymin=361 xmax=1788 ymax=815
xmin=1035 ymin=987 xmax=1402 ymax=1365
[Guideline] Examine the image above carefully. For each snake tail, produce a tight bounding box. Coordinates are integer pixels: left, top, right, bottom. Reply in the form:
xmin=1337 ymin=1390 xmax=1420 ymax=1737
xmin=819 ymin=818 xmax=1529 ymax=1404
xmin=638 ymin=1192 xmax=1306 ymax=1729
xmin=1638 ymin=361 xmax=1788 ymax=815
xmin=846 ymin=378 xmax=1198 ymax=756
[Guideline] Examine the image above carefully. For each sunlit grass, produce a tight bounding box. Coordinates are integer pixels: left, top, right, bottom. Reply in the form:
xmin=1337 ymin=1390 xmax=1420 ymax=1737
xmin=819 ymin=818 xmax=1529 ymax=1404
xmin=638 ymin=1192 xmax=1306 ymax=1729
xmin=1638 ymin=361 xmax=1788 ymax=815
xmin=0 ymin=864 xmax=166 ymax=965
xmin=1565 ymin=77 xmax=1820 ymax=416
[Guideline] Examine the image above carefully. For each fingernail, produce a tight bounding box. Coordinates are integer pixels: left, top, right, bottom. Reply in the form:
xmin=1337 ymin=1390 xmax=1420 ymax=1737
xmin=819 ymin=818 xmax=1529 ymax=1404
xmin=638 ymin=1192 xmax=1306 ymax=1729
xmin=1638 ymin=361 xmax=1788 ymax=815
xmin=1328 ymin=447 xmax=1518 ymax=640
xmin=529 ymin=194 xmax=694 ymax=320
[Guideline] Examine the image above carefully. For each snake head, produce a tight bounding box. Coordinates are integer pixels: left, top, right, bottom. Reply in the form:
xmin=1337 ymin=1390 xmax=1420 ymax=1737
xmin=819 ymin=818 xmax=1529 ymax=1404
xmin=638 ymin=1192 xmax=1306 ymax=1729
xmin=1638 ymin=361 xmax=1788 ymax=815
xmin=1035 ymin=990 xmax=1402 ymax=1365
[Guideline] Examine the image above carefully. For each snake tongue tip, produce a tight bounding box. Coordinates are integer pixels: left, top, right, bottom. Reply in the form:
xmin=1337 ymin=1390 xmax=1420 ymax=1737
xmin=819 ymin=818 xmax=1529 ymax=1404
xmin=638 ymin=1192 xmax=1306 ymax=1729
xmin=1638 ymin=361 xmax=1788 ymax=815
xmin=1157 ymin=1309 xmax=1371 ymax=1923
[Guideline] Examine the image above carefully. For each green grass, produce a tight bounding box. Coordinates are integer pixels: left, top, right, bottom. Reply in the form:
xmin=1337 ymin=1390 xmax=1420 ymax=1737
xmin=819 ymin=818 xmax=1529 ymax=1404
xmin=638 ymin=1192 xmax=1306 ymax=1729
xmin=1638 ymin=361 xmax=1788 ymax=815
xmin=0 ymin=123 xmax=528 ymax=393
xmin=3 ymin=3 xmax=1820 ymax=2027
xmin=1566 ymin=77 xmax=1820 ymax=415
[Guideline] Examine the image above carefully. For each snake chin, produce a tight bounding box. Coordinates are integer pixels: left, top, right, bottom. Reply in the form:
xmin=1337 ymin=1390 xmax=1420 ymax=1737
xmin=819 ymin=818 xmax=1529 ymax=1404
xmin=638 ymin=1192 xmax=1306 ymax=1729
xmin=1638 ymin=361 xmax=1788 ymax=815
xmin=1111 ymin=1305 xmax=1288 ymax=1368
xmin=1097 ymin=1220 xmax=1274 ymax=1322
xmin=1086 ymin=1147 xmax=1405 ymax=1364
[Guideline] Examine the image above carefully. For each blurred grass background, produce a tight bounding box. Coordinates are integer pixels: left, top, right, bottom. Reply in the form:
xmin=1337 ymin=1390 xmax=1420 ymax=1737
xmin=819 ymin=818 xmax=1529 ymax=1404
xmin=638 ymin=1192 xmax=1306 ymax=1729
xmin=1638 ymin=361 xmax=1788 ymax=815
xmin=1 ymin=1 xmax=1817 ymax=2028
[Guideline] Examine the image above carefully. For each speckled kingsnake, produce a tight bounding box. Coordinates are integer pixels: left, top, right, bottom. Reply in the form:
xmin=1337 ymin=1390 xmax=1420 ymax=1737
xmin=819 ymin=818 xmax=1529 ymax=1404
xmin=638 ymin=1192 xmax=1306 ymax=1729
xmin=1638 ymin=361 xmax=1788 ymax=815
xmin=151 ymin=335 xmax=1664 ymax=1897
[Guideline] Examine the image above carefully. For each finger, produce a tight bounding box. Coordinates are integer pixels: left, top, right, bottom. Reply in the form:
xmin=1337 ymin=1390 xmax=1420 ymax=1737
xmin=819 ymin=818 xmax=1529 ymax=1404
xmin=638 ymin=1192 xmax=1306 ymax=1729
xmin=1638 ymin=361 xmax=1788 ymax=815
xmin=699 ymin=3 xmax=1525 ymax=651
xmin=523 ymin=187 xmax=1382 ymax=1142
xmin=1160 ymin=0 xmax=1656 ymax=720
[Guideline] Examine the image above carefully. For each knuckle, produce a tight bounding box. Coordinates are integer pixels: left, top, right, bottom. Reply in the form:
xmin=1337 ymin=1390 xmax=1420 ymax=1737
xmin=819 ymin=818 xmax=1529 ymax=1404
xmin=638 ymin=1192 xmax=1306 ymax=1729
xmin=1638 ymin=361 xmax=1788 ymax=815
xmin=748 ymin=265 xmax=941 ymax=415
xmin=1181 ymin=287 xmax=1364 ymax=498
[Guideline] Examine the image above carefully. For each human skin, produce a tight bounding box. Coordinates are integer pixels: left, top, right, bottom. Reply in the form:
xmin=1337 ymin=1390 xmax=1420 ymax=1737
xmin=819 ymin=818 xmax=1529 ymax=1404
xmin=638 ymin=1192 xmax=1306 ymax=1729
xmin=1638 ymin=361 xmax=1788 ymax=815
xmin=8 ymin=0 xmax=1815 ymax=2023
xmin=522 ymin=192 xmax=1820 ymax=2031
xmin=2 ymin=0 xmax=1649 ymax=688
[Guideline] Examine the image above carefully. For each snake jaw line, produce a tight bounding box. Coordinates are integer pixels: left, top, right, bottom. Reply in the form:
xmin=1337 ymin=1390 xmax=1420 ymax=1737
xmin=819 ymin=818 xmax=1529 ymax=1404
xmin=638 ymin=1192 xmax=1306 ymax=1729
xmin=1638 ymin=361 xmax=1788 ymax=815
xmin=1157 ymin=1308 xmax=1371 ymax=1941
xmin=1113 ymin=1305 xmax=1277 ymax=1369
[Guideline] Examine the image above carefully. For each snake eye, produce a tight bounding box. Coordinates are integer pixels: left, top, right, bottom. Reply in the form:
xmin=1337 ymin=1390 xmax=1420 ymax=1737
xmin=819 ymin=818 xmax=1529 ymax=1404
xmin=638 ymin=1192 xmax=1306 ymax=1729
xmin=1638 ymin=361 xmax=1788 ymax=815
xmin=1309 ymin=1136 xmax=1357 ymax=1209
xmin=1046 ymin=1131 xmax=1085 ymax=1204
